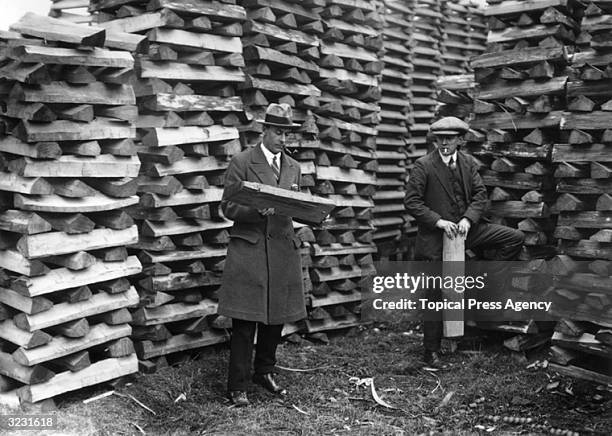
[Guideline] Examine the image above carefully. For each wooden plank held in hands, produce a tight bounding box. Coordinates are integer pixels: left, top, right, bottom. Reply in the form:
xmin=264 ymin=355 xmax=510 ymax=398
xmin=442 ymin=234 xmax=465 ymax=337
xmin=225 ymin=181 xmax=335 ymax=224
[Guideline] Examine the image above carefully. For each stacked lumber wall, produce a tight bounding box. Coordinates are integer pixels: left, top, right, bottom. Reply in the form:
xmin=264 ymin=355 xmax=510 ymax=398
xmin=0 ymin=14 xmax=143 ymax=406
xmin=304 ymin=0 xmax=381 ymax=335
xmin=469 ymin=0 xmax=582 ymax=261
xmin=546 ymin=1 xmax=612 ymax=385
xmin=375 ymin=0 xmax=415 ymax=259
xmin=466 ymin=0 xmax=582 ymax=341
xmin=441 ymin=1 xmax=486 ymax=76
xmin=91 ymin=0 xmax=247 ymax=371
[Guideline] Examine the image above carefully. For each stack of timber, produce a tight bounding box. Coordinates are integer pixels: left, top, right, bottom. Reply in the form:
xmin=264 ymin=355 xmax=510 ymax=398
xmin=468 ymin=0 xmax=585 ymax=261
xmin=304 ymin=0 xmax=382 ymax=334
xmin=547 ymin=5 xmax=612 ymax=384
xmin=49 ymin=0 xmax=93 ymax=24
xmin=238 ymin=0 xmax=326 ymax=337
xmin=0 ymin=15 xmax=143 ymax=407
xmin=407 ymin=0 xmax=443 ymax=154
xmin=546 ymin=256 xmax=612 ymax=385
xmin=440 ymin=0 xmax=486 ymax=76
xmin=375 ymin=0 xmax=415 ymax=260
xmin=92 ymin=0 xmax=247 ymax=370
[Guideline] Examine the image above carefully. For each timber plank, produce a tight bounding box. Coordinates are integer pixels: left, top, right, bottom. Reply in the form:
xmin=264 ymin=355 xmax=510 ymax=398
xmin=140 ymin=187 xmax=224 ymax=208
xmin=147 ymin=0 xmax=247 ymax=21
xmin=9 ymin=155 xmax=140 ymax=178
xmin=142 ymin=125 xmax=238 ymax=147
xmin=10 ymin=45 xmax=133 ymax=68
xmin=148 ymin=28 xmax=241 ymax=53
xmin=132 ymin=300 xmax=217 ymax=325
xmin=144 ymin=157 xmax=228 ymax=177
xmin=11 ymin=82 xmax=135 ymax=105
xmin=19 ymin=355 xmax=137 ymax=403
xmin=14 ymin=118 xmax=135 ymax=142
xmin=241 ymin=75 xmax=321 ymax=96
xmin=243 ymin=20 xmax=318 ymax=46
xmin=140 ymin=93 xmax=242 ymax=112
xmin=140 ymin=246 xmax=227 ymax=264
xmin=13 ymin=323 xmax=132 ymax=365
xmin=226 ymin=181 xmax=335 ymax=223
xmin=471 ymin=111 xmax=562 ymax=130
xmin=13 ymin=257 xmax=142 ymax=297
xmin=141 ymin=218 xmax=231 ymax=237
xmin=10 ymin=13 xmax=105 ymax=47
xmin=477 ymin=77 xmax=566 ymax=100
xmin=14 ymin=288 xmax=138 ymax=332
xmin=135 ymin=330 xmax=229 ymax=359
xmin=97 ymin=10 xmax=184 ymax=33
xmin=138 ymin=60 xmax=244 ymax=82
xmin=16 ymin=227 xmax=139 ymax=259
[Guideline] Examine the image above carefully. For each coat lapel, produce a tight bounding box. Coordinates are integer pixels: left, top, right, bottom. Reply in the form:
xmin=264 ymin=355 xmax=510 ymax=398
xmin=278 ymin=152 xmax=298 ymax=189
xmin=457 ymin=151 xmax=471 ymax=198
xmin=431 ymin=152 xmax=455 ymax=199
xmin=250 ymin=143 xmax=278 ymax=186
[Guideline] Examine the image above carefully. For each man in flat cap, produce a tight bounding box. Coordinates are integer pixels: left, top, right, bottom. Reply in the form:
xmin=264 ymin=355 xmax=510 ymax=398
xmin=219 ymin=103 xmax=306 ymax=406
xmin=404 ymin=116 xmax=524 ymax=366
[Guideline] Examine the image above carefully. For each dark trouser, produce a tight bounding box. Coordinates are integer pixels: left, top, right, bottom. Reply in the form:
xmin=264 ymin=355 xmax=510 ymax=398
xmin=423 ymin=223 xmax=524 ymax=352
xmin=227 ymin=318 xmax=283 ymax=391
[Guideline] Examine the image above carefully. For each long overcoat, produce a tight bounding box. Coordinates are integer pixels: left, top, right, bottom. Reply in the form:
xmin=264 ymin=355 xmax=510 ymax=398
xmin=404 ymin=150 xmax=488 ymax=260
xmin=218 ymin=144 xmax=306 ymax=324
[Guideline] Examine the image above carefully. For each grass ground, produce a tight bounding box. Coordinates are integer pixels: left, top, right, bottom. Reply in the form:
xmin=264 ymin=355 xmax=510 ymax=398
xmin=2 ymin=318 xmax=610 ymax=436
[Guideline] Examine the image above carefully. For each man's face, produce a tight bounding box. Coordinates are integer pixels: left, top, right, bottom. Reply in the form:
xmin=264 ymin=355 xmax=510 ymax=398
xmin=262 ymin=126 xmax=287 ymax=154
xmin=433 ymin=134 xmax=462 ymax=156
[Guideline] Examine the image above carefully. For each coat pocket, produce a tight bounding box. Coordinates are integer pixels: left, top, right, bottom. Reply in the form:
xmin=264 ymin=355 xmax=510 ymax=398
xmin=230 ymin=229 xmax=261 ymax=244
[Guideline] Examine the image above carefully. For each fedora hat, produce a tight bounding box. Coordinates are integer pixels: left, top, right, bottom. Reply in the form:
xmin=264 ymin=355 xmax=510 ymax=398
xmin=257 ymin=103 xmax=301 ymax=129
xmin=429 ymin=116 xmax=469 ymax=135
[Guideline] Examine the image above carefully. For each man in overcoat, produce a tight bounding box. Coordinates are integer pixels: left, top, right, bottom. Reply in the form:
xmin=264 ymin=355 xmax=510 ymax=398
xmin=218 ymin=103 xmax=306 ymax=406
xmin=404 ymin=116 xmax=524 ymax=366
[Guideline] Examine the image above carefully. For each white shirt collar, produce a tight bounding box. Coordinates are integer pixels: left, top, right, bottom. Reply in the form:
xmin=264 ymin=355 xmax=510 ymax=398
xmin=260 ymin=143 xmax=281 ymax=168
xmin=439 ymin=151 xmax=458 ymax=165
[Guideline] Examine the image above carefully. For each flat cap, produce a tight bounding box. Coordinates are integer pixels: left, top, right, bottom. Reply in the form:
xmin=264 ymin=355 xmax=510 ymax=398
xmin=429 ymin=116 xmax=469 ymax=135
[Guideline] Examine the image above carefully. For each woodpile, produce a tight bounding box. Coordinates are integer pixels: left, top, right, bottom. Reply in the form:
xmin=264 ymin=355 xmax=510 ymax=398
xmin=92 ymin=0 xmax=247 ymax=371
xmin=375 ymin=0 xmax=415 ymax=260
xmin=49 ymin=0 xmax=94 ymax=24
xmin=0 ymin=14 xmax=143 ymax=407
xmin=469 ymin=0 xmax=582 ymax=261
xmin=440 ymin=0 xmax=486 ymax=76
xmin=465 ymin=0 xmax=582 ymax=342
xmin=546 ymin=1 xmax=612 ymax=385
xmin=304 ymin=0 xmax=381 ymax=336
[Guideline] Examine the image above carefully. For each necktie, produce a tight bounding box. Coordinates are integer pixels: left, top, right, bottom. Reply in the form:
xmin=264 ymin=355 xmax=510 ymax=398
xmin=271 ymin=155 xmax=280 ymax=181
xmin=448 ymin=157 xmax=456 ymax=170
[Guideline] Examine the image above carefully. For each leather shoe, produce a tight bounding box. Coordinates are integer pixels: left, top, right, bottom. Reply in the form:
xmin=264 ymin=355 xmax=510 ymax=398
xmin=227 ymin=390 xmax=249 ymax=407
xmin=252 ymin=373 xmax=287 ymax=395
xmin=423 ymin=351 xmax=442 ymax=367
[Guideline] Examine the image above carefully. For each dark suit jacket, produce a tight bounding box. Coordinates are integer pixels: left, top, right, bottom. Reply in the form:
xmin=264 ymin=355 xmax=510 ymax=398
xmin=218 ymin=144 xmax=306 ymax=324
xmin=404 ymin=150 xmax=488 ymax=260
